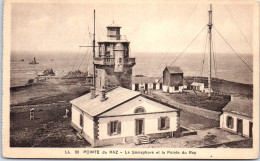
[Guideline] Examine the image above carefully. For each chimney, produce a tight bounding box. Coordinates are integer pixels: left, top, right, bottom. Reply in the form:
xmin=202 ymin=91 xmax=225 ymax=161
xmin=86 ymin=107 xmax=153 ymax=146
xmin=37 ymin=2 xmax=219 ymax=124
xmin=100 ymin=89 xmax=107 ymax=102
xmin=91 ymin=87 xmax=96 ymax=99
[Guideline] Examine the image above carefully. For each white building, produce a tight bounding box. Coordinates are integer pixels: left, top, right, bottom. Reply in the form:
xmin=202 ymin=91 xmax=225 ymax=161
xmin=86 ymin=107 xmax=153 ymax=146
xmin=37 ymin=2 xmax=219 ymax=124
xmin=131 ymin=77 xmax=163 ymax=91
xmin=70 ymin=86 xmax=180 ymax=147
xmin=220 ymin=97 xmax=253 ymax=138
xmin=191 ymin=82 xmax=205 ymax=92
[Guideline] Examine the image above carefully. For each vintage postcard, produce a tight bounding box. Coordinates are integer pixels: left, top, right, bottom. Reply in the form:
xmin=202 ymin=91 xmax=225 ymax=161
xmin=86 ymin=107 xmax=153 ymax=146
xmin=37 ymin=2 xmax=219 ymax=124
xmin=2 ymin=0 xmax=259 ymax=159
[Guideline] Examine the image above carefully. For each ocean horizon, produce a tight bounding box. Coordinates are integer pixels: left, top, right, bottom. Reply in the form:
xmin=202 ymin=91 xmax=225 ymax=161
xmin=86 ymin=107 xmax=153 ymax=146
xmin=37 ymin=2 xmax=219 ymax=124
xmin=10 ymin=51 xmax=253 ymax=87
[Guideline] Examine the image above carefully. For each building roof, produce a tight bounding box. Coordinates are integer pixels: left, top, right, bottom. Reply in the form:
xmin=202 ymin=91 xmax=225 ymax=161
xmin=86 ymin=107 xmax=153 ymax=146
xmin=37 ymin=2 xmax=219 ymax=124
xmin=107 ymin=21 xmax=121 ymax=28
xmin=222 ymin=97 xmax=253 ymax=118
xmin=97 ymin=40 xmax=129 ymax=43
xmin=165 ymin=66 xmax=183 ymax=74
xmin=70 ymin=87 xmax=141 ymax=116
xmin=132 ymin=77 xmax=163 ymax=84
xmin=191 ymin=82 xmax=204 ymax=86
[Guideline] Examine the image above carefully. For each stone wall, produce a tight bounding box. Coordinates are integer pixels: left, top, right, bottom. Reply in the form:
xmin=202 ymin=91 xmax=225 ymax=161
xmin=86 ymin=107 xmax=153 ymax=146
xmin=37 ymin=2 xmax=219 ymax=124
xmin=95 ymin=65 xmax=133 ymax=89
xmin=152 ymin=97 xmax=221 ymax=121
xmin=177 ymin=104 xmax=221 ymax=121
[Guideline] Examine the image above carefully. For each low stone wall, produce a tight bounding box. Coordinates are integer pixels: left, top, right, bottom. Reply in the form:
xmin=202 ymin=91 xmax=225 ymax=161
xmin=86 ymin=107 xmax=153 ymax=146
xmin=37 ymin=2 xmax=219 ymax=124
xmin=10 ymin=102 xmax=71 ymax=113
xmin=152 ymin=96 xmax=221 ymax=121
xmin=177 ymin=104 xmax=221 ymax=121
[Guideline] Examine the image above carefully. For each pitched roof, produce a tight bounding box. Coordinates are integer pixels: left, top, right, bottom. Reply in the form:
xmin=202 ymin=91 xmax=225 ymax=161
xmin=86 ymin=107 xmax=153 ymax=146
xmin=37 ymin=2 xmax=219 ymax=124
xmin=107 ymin=21 xmax=121 ymax=28
xmin=222 ymin=97 xmax=253 ymax=118
xmin=132 ymin=77 xmax=163 ymax=84
xmin=165 ymin=66 xmax=183 ymax=74
xmin=191 ymin=82 xmax=204 ymax=86
xmin=70 ymin=87 xmax=140 ymax=116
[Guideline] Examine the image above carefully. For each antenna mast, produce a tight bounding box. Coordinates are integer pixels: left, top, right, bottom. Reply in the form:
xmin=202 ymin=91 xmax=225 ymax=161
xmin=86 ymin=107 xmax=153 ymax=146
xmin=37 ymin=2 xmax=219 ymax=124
xmin=93 ymin=10 xmax=96 ymax=88
xmin=207 ymin=4 xmax=213 ymax=97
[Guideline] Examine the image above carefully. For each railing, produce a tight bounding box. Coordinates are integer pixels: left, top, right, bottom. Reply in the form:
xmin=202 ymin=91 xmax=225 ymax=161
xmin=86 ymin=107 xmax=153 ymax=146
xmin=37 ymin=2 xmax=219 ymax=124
xmin=94 ymin=57 xmax=115 ymax=65
xmin=125 ymin=57 xmax=136 ymax=66
xmin=106 ymin=35 xmax=128 ymax=41
xmin=94 ymin=57 xmax=135 ymax=66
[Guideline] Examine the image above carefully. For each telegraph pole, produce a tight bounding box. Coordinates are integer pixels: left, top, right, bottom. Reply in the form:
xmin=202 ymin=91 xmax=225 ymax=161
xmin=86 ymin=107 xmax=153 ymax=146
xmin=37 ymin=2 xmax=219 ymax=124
xmin=207 ymin=4 xmax=213 ymax=98
xmin=93 ymin=10 xmax=96 ymax=88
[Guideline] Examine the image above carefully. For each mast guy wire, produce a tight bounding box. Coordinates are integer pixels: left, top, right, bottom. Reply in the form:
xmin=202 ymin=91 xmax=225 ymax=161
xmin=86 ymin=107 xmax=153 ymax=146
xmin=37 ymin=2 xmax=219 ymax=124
xmin=213 ymin=26 xmax=253 ymax=72
xmin=224 ymin=3 xmax=252 ymax=50
xmin=156 ymin=24 xmax=207 ymax=83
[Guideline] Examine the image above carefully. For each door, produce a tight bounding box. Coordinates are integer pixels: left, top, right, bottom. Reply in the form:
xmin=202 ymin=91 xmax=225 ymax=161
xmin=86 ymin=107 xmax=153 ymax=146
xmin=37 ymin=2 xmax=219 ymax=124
xmin=153 ymin=83 xmax=156 ymax=90
xmin=237 ymin=119 xmax=243 ymax=135
xmin=249 ymin=122 xmax=253 ymax=138
xmin=135 ymin=119 xmax=144 ymax=135
xmin=160 ymin=83 xmax=162 ymax=89
xmin=135 ymin=84 xmax=139 ymax=91
xmin=145 ymin=84 xmax=148 ymax=91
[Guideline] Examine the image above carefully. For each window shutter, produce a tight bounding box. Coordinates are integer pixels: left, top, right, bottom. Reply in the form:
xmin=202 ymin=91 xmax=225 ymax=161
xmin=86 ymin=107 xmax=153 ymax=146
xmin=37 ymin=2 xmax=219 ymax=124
xmin=158 ymin=118 xmax=161 ymax=130
xmin=80 ymin=114 xmax=84 ymax=127
xmin=166 ymin=117 xmax=170 ymax=129
xmin=117 ymin=122 xmax=121 ymax=134
xmin=231 ymin=117 xmax=234 ymax=129
xmin=107 ymin=122 xmax=111 ymax=136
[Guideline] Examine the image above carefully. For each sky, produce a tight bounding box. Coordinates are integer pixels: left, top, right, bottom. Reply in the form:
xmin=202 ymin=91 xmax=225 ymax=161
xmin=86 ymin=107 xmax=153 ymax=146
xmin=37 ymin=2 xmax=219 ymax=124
xmin=11 ymin=0 xmax=254 ymax=55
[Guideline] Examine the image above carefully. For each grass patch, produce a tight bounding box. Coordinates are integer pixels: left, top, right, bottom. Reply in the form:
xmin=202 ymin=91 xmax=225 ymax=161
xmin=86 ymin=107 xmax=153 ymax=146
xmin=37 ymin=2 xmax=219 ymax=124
xmin=169 ymin=91 xmax=230 ymax=112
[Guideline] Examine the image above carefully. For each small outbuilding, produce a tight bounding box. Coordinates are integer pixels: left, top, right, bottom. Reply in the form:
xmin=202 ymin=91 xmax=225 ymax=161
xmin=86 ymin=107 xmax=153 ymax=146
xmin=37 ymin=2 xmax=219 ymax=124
xmin=132 ymin=77 xmax=163 ymax=91
xmin=191 ymin=82 xmax=205 ymax=92
xmin=70 ymin=86 xmax=181 ymax=147
xmin=220 ymin=97 xmax=253 ymax=138
xmin=163 ymin=66 xmax=184 ymax=93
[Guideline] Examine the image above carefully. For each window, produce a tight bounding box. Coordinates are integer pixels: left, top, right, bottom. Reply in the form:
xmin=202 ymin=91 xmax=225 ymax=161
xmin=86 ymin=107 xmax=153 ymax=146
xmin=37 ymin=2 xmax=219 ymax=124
xmin=80 ymin=114 xmax=84 ymax=127
xmin=175 ymin=86 xmax=179 ymax=90
xmin=111 ymin=121 xmax=117 ymax=134
xmin=134 ymin=106 xmax=146 ymax=113
xmin=226 ymin=116 xmax=234 ymax=129
xmin=107 ymin=121 xmax=121 ymax=136
xmin=158 ymin=116 xmax=170 ymax=130
xmin=119 ymin=58 xmax=122 ymax=63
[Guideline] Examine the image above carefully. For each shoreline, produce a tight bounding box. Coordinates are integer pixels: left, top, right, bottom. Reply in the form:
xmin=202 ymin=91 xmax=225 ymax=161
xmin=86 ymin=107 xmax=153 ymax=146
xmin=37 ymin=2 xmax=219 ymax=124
xmin=10 ymin=76 xmax=253 ymax=107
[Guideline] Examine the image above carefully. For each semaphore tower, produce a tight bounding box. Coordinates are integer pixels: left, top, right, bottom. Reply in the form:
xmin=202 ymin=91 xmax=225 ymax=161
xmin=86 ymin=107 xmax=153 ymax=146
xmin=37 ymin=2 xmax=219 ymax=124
xmin=94 ymin=22 xmax=136 ymax=90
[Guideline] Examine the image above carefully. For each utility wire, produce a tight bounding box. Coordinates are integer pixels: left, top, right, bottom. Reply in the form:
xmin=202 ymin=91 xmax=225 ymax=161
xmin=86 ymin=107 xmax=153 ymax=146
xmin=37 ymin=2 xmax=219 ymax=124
xmin=169 ymin=25 xmax=207 ymax=66
xmin=213 ymin=26 xmax=253 ymax=72
xmin=224 ymin=3 xmax=252 ymax=50
xmin=72 ymin=27 xmax=89 ymax=70
xmin=212 ymin=29 xmax=217 ymax=77
xmin=77 ymin=33 xmax=93 ymax=70
xmin=201 ymin=31 xmax=208 ymax=76
xmin=158 ymin=3 xmax=198 ymax=68
xmin=156 ymin=25 xmax=207 ymax=83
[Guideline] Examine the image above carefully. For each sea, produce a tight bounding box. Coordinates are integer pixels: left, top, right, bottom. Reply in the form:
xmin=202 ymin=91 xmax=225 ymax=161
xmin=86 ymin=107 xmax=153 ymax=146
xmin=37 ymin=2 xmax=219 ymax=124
xmin=10 ymin=51 xmax=253 ymax=87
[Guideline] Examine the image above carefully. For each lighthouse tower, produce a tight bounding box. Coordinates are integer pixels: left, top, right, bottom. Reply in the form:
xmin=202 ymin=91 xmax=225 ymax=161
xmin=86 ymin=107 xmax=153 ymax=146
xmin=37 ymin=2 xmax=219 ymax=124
xmin=94 ymin=22 xmax=135 ymax=89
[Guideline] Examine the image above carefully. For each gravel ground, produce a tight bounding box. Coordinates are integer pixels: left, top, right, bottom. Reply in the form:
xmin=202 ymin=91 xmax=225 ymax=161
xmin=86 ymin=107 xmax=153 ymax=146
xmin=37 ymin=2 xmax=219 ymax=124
xmin=104 ymin=128 xmax=250 ymax=148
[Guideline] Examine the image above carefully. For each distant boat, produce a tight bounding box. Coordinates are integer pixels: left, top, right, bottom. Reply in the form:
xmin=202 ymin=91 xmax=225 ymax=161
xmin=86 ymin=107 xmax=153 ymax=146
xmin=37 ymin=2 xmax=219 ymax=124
xmin=29 ymin=57 xmax=39 ymax=64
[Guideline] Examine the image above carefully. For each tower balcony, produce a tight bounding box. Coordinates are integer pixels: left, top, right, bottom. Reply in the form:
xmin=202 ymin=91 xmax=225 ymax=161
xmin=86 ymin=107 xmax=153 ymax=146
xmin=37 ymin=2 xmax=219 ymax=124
xmin=125 ymin=57 xmax=136 ymax=66
xmin=94 ymin=57 xmax=135 ymax=66
xmin=94 ymin=57 xmax=115 ymax=66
